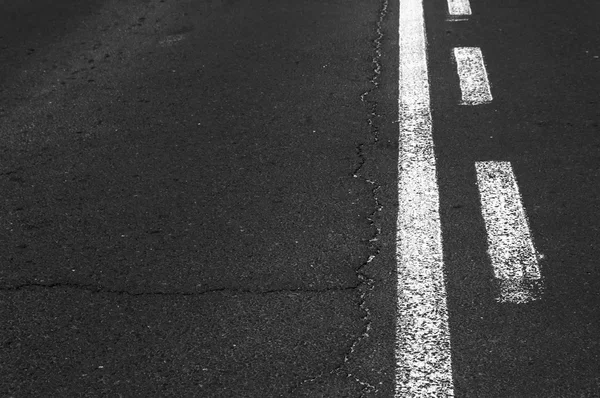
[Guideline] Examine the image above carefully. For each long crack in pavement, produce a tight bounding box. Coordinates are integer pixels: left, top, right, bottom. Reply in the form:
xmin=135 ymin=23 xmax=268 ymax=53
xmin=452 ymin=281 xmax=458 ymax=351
xmin=0 ymin=281 xmax=362 ymax=296
xmin=290 ymin=0 xmax=388 ymax=394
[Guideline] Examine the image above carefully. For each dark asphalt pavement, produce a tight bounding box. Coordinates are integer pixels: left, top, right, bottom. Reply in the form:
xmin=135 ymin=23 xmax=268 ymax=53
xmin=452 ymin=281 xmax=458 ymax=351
xmin=428 ymin=0 xmax=600 ymax=395
xmin=1 ymin=0 xmax=396 ymax=396
xmin=1 ymin=0 xmax=599 ymax=396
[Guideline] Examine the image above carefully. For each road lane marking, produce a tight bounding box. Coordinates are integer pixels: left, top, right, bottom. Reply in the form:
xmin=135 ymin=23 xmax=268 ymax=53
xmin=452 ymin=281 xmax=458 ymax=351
xmin=475 ymin=161 xmax=543 ymax=304
xmin=447 ymin=0 xmax=471 ymax=18
xmin=453 ymin=47 xmax=493 ymax=105
xmin=397 ymin=0 xmax=454 ymax=395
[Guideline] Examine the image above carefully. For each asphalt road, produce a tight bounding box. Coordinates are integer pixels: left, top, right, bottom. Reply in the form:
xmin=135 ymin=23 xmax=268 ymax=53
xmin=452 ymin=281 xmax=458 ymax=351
xmin=0 ymin=0 xmax=598 ymax=396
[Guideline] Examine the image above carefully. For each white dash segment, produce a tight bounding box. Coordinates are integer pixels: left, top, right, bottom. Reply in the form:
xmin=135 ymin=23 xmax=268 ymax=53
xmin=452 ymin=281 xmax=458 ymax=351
xmin=475 ymin=161 xmax=542 ymax=304
xmin=453 ymin=47 xmax=493 ymax=105
xmin=447 ymin=0 xmax=471 ymax=17
xmin=397 ymin=0 xmax=454 ymax=396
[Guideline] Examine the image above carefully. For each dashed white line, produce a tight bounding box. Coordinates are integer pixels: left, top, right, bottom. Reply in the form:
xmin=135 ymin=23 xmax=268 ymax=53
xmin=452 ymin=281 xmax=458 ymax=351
xmin=447 ymin=0 xmax=471 ymax=18
xmin=397 ymin=0 xmax=454 ymax=395
xmin=453 ymin=47 xmax=493 ymax=105
xmin=475 ymin=161 xmax=543 ymax=304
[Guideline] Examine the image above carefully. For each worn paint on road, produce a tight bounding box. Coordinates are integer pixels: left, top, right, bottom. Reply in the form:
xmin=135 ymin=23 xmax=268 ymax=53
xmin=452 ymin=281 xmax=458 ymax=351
xmin=453 ymin=47 xmax=493 ymax=105
xmin=447 ymin=0 xmax=471 ymax=18
xmin=396 ymin=0 xmax=454 ymax=395
xmin=475 ymin=161 xmax=543 ymax=304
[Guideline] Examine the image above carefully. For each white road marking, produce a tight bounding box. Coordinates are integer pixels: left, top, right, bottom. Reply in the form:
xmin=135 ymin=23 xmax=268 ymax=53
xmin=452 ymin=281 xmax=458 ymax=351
xmin=453 ymin=47 xmax=493 ymax=105
xmin=397 ymin=0 xmax=454 ymax=395
xmin=447 ymin=0 xmax=471 ymax=18
xmin=475 ymin=161 xmax=543 ymax=304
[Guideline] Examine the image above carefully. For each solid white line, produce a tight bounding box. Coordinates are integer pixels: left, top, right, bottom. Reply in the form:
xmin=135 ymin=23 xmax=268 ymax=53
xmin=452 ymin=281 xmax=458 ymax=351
xmin=453 ymin=47 xmax=493 ymax=105
xmin=447 ymin=0 xmax=471 ymax=17
xmin=475 ymin=161 xmax=543 ymax=304
xmin=397 ymin=0 xmax=454 ymax=396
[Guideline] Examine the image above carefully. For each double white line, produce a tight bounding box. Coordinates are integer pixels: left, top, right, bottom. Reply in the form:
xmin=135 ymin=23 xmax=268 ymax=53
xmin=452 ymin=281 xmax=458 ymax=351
xmin=396 ymin=0 xmax=541 ymax=396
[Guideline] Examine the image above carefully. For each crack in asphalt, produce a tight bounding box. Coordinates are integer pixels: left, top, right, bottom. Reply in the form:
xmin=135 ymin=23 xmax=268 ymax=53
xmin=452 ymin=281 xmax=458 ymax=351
xmin=0 ymin=281 xmax=362 ymax=296
xmin=291 ymin=0 xmax=388 ymax=395
xmin=3 ymin=1 xmax=390 ymax=395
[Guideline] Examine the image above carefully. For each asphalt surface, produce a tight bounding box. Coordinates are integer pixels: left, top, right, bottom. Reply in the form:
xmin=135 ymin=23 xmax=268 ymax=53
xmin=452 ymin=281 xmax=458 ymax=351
xmin=1 ymin=0 xmax=397 ymax=396
xmin=430 ymin=0 xmax=600 ymax=395
xmin=0 ymin=0 xmax=598 ymax=396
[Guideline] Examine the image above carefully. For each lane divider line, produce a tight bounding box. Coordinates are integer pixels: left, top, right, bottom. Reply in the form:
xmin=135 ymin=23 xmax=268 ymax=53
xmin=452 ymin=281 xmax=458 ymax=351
xmin=447 ymin=0 xmax=471 ymax=19
xmin=397 ymin=0 xmax=454 ymax=395
xmin=475 ymin=161 xmax=543 ymax=304
xmin=453 ymin=47 xmax=493 ymax=105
